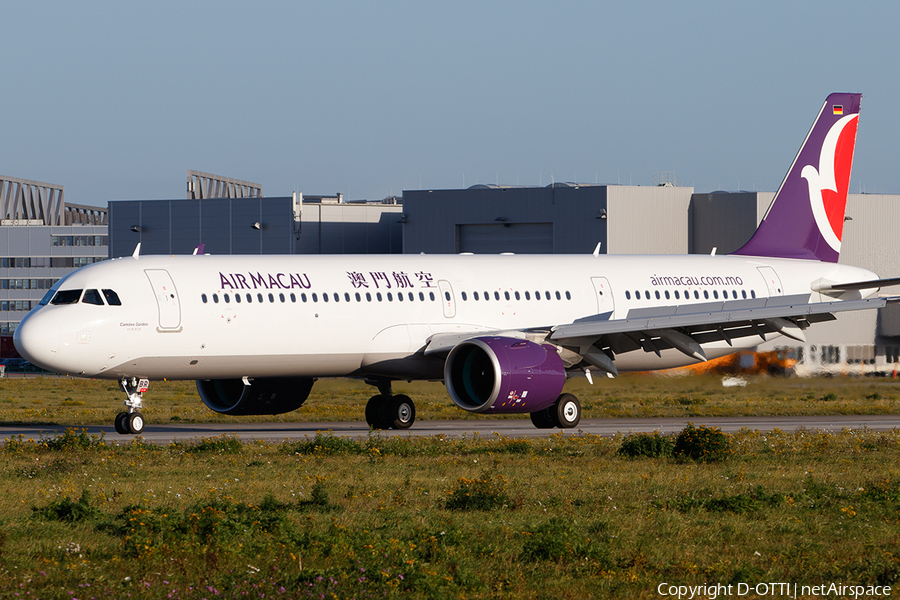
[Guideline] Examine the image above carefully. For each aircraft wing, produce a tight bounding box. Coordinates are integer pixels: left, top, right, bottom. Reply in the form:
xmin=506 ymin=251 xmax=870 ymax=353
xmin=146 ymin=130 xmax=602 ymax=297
xmin=423 ymin=294 xmax=895 ymax=368
xmin=550 ymin=294 xmax=896 ymax=363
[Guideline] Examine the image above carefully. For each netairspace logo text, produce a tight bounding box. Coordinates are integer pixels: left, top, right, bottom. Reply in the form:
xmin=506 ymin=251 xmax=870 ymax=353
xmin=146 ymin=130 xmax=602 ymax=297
xmin=656 ymin=582 xmax=893 ymax=599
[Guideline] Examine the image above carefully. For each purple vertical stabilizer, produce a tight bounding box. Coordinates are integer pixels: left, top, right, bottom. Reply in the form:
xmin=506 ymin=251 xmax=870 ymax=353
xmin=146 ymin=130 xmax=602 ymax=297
xmin=732 ymin=93 xmax=861 ymax=262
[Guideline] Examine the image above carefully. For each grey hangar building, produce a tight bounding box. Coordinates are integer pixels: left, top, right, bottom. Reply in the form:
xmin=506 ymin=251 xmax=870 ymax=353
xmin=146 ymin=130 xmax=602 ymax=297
xmin=2 ymin=170 xmax=899 ymax=375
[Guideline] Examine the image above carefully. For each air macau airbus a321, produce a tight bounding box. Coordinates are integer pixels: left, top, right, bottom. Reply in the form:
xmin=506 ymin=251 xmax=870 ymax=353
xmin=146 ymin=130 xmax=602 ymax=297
xmin=13 ymin=93 xmax=900 ymax=435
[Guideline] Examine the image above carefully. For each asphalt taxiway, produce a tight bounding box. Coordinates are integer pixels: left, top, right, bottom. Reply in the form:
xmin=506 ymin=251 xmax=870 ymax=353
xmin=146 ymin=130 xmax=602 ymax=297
xmin=2 ymin=415 xmax=899 ymax=444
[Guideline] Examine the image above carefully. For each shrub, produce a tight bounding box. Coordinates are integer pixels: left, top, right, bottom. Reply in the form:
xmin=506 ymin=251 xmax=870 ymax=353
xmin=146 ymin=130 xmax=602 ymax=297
xmin=41 ymin=428 xmax=105 ymax=451
xmin=287 ymin=433 xmax=362 ymax=456
xmin=445 ymin=475 xmax=510 ymax=511
xmin=32 ymin=490 xmax=98 ymax=522
xmin=617 ymin=432 xmax=673 ymax=458
xmin=674 ymin=423 xmax=732 ymax=462
xmin=521 ymin=518 xmax=612 ymax=565
xmin=298 ymin=478 xmax=335 ymax=511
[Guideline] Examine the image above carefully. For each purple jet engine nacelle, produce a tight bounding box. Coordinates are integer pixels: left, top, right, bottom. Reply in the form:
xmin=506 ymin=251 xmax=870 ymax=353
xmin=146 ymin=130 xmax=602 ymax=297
xmin=444 ymin=336 xmax=566 ymax=414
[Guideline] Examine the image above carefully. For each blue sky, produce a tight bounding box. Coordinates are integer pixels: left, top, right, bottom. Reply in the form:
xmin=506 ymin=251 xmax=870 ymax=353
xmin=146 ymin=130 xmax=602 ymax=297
xmin=3 ymin=1 xmax=898 ymax=206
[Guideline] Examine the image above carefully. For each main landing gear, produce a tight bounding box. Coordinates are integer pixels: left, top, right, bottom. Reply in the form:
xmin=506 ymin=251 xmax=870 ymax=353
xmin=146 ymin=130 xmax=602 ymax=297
xmin=115 ymin=377 xmax=149 ymax=435
xmin=365 ymin=379 xmax=416 ymax=430
xmin=529 ymin=393 xmax=582 ymax=429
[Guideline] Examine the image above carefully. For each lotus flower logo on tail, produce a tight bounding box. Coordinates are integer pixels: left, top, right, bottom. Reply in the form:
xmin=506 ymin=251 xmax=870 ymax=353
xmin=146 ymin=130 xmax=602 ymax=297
xmin=802 ymin=113 xmax=859 ymax=254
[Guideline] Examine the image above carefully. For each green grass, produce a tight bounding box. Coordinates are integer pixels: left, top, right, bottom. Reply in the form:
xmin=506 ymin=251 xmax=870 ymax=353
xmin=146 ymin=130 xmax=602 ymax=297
xmin=1 ymin=428 xmax=899 ymax=598
xmin=1 ymin=373 xmax=900 ymax=426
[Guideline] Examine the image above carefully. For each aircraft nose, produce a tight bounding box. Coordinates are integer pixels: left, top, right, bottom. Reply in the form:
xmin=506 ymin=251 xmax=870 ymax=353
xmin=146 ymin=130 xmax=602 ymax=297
xmin=13 ymin=310 xmax=62 ymax=371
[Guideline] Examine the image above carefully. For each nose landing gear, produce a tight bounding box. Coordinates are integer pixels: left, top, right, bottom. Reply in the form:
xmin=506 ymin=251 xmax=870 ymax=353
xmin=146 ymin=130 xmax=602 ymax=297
xmin=115 ymin=377 xmax=149 ymax=435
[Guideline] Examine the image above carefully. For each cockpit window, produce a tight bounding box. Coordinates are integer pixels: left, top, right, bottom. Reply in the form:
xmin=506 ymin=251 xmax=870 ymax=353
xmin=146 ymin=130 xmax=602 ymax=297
xmin=102 ymin=289 xmax=122 ymax=306
xmin=50 ymin=289 xmax=83 ymax=305
xmin=82 ymin=289 xmax=104 ymax=305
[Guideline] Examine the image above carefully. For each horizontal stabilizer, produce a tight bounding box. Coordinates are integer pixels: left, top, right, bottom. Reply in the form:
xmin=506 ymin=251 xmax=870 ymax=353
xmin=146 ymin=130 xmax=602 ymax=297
xmin=813 ymin=277 xmax=900 ymax=293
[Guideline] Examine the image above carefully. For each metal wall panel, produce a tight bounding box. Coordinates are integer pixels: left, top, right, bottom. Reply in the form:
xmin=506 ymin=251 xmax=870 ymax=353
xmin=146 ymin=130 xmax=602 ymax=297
xmin=605 ymin=186 xmax=692 ymax=254
xmin=457 ymin=223 xmax=553 ymax=254
xmin=294 ymin=204 xmax=402 ymax=254
xmin=402 ymin=185 xmax=610 ymax=255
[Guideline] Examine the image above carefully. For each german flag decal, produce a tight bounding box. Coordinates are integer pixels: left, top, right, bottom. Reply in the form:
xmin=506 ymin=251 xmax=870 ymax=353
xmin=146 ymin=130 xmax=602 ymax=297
xmin=833 ymin=105 xmax=844 ymax=115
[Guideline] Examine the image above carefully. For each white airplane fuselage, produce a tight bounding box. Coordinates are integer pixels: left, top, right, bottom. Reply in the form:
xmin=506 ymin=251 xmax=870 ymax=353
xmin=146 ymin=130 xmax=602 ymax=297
xmin=14 ymin=252 xmax=877 ymax=382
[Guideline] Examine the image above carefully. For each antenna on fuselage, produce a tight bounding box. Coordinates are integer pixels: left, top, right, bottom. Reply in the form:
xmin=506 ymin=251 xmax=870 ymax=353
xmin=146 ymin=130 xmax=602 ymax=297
xmin=132 ymin=243 xmax=141 ymax=259
xmin=592 ymin=242 xmax=602 ymax=257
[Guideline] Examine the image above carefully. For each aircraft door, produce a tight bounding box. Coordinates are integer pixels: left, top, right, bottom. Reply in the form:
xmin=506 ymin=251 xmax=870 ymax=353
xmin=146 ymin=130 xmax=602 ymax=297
xmin=591 ymin=277 xmax=614 ymax=314
xmin=757 ymin=266 xmax=784 ymax=297
xmin=438 ymin=280 xmax=456 ymax=318
xmin=145 ymin=269 xmax=183 ymax=331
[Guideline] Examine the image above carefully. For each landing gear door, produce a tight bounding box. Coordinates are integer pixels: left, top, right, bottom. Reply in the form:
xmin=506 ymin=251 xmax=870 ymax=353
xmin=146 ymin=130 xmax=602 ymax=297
xmin=144 ymin=269 xmax=183 ymax=332
xmin=591 ymin=277 xmax=614 ymax=315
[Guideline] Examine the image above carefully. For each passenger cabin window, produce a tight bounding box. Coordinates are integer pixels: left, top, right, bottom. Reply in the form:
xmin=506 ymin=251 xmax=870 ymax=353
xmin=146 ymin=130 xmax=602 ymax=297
xmin=50 ymin=289 xmax=83 ymax=305
xmin=102 ymin=289 xmax=122 ymax=306
xmin=82 ymin=289 xmax=104 ymax=305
